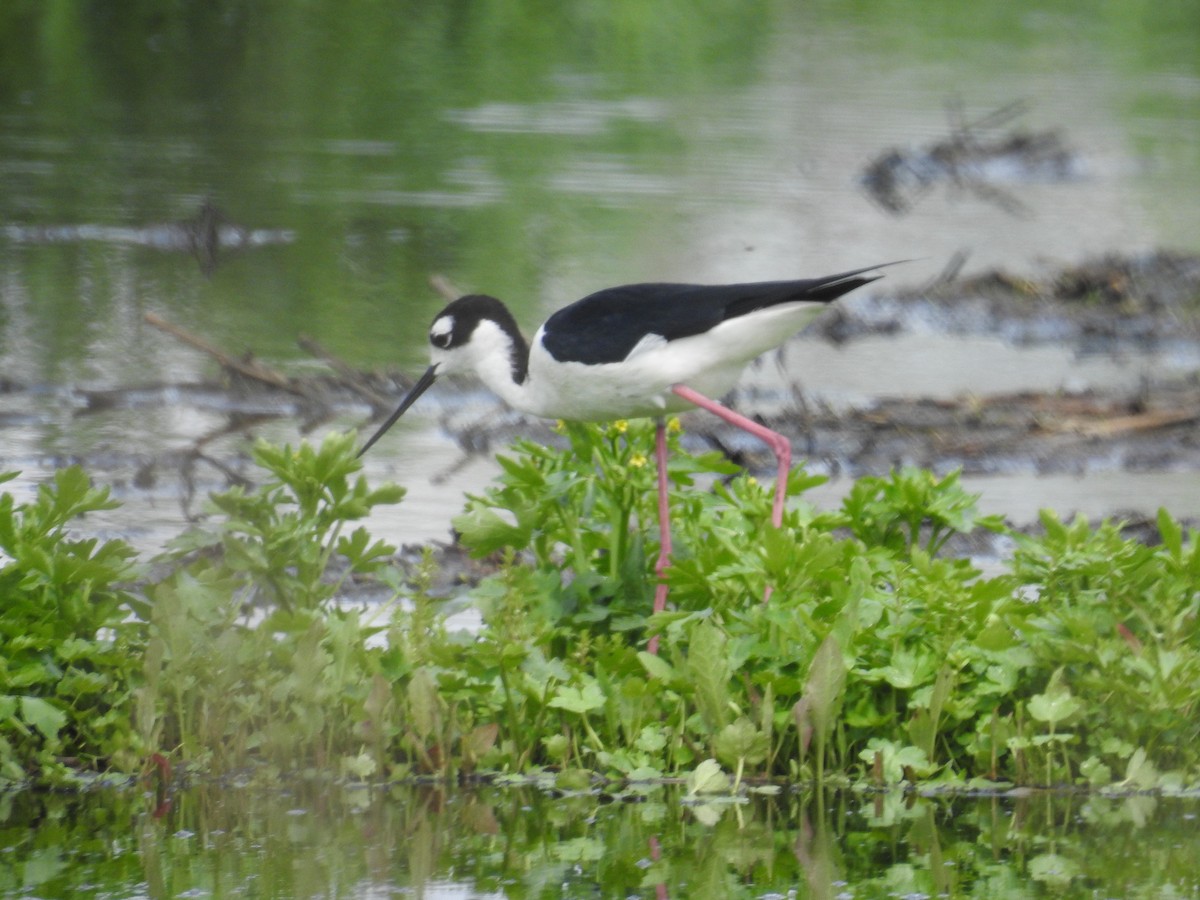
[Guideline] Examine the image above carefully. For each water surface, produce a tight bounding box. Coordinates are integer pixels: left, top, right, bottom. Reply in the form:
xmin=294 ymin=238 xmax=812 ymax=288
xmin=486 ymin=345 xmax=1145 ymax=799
xmin=4 ymin=781 xmax=1198 ymax=898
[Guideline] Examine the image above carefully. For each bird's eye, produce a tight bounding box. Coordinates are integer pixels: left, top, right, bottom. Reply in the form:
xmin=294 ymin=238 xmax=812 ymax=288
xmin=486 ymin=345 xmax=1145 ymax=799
xmin=429 ymin=316 xmax=454 ymax=349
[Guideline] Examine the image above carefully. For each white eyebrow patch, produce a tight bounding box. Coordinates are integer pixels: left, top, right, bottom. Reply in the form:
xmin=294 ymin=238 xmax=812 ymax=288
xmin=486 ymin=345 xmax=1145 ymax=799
xmin=430 ymin=316 xmax=454 ymax=339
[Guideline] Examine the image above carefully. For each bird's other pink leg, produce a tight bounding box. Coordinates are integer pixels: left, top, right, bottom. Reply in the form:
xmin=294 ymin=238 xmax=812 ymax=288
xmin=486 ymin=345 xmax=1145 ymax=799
xmin=648 ymin=418 xmax=672 ymax=655
xmin=671 ymin=384 xmax=791 ymax=527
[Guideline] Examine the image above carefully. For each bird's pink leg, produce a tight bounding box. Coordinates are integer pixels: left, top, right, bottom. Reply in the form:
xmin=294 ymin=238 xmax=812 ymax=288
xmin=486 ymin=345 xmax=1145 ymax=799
xmin=648 ymin=418 xmax=672 ymax=656
xmin=671 ymin=384 xmax=792 ymax=527
xmin=648 ymin=835 xmax=669 ymax=899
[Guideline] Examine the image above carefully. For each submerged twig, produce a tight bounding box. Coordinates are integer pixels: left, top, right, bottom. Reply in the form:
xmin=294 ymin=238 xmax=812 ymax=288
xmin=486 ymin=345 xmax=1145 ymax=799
xmin=144 ymin=312 xmax=304 ymax=396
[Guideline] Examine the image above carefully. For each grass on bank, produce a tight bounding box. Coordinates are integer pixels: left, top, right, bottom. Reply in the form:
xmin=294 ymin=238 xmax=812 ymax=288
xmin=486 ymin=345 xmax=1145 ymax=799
xmin=0 ymin=425 xmax=1197 ymax=791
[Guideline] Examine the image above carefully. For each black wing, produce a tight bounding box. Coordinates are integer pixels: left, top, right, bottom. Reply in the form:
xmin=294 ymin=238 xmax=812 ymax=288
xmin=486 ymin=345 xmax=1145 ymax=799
xmin=540 ymin=263 xmax=886 ymax=365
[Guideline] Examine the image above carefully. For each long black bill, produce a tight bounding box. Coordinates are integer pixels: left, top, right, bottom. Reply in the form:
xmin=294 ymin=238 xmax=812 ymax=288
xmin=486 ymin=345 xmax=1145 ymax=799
xmin=356 ymin=364 xmax=440 ymax=458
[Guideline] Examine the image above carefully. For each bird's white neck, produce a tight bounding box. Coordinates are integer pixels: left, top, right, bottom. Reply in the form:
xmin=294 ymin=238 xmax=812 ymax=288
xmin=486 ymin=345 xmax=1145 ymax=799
xmin=450 ymin=318 xmax=535 ymax=412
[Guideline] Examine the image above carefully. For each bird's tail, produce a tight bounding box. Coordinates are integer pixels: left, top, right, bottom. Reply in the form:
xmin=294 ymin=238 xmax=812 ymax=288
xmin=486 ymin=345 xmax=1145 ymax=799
xmin=802 ymin=260 xmax=908 ymax=303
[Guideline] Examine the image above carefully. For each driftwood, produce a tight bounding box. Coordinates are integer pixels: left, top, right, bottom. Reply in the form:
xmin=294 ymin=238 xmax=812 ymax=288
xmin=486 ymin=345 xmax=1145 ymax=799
xmin=428 ymin=273 xmax=462 ymax=302
xmin=144 ymin=312 xmax=302 ymax=395
xmin=1065 ymin=409 xmax=1200 ymax=438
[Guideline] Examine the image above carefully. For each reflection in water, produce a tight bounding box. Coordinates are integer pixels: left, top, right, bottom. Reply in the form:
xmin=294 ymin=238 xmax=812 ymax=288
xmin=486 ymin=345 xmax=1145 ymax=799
xmin=2 ymin=201 xmax=295 ymax=276
xmin=2 ymin=781 xmax=1197 ymax=898
xmin=859 ymin=100 xmax=1084 ymax=217
xmin=444 ymin=98 xmax=668 ymax=135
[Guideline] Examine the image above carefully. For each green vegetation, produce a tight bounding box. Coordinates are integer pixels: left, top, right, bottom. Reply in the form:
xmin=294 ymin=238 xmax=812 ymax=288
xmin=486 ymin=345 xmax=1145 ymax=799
xmin=0 ymin=425 xmax=1197 ymax=791
xmin=0 ymin=468 xmax=142 ymax=782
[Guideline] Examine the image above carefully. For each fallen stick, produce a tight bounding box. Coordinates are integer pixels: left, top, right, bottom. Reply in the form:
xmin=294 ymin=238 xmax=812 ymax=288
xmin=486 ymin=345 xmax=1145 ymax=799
xmin=429 ymin=273 xmax=462 ymax=302
xmin=143 ymin=312 xmax=303 ymax=395
xmin=1070 ymin=409 xmax=1200 ymax=438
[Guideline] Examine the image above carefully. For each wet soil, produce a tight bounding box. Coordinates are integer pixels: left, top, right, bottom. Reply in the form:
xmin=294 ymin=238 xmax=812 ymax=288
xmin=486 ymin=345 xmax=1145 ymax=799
xmin=812 ymin=250 xmax=1200 ymax=349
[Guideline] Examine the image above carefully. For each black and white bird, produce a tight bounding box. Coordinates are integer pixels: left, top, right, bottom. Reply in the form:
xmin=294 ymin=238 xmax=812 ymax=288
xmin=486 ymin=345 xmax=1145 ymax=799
xmin=359 ymin=265 xmax=888 ymax=643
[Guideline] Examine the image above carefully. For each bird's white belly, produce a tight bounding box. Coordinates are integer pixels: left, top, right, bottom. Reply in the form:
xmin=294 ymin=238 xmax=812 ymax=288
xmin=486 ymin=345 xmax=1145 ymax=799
xmin=525 ymin=344 xmax=747 ymax=421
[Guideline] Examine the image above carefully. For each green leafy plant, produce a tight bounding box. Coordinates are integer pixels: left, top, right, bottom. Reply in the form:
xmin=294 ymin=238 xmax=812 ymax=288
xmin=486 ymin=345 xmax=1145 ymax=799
xmin=166 ymin=433 xmax=403 ymax=610
xmin=4 ymin=423 xmax=1198 ymax=790
xmin=433 ymin=420 xmax=1200 ymax=788
xmin=841 ymin=466 xmax=1004 ymax=556
xmin=1009 ymin=508 xmax=1200 ymax=781
xmin=0 ymin=467 xmax=142 ymax=784
xmin=139 ymin=433 xmax=407 ymax=774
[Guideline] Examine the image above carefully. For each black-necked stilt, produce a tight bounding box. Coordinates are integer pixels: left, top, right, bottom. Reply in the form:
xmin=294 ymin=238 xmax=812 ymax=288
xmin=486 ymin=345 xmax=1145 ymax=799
xmin=359 ymin=264 xmax=889 ymax=642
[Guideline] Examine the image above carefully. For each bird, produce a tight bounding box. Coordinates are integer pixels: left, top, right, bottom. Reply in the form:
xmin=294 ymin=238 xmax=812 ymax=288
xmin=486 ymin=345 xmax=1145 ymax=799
xmin=358 ymin=264 xmax=890 ymax=648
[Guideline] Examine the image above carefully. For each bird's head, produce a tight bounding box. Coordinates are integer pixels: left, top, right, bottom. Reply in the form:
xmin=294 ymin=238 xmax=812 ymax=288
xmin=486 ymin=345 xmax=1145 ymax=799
xmin=426 ymin=294 xmax=525 ymax=380
xmin=357 ymin=294 xmax=528 ymax=457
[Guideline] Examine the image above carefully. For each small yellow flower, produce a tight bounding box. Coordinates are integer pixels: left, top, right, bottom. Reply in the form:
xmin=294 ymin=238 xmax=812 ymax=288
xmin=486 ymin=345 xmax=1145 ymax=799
xmin=746 ymin=476 xmax=758 ymax=487
xmin=553 ymin=419 xmax=567 ymax=432
xmin=629 ymin=453 xmax=647 ymax=468
xmin=613 ymin=420 xmax=629 ymax=433
xmin=667 ymin=417 xmax=682 ymax=434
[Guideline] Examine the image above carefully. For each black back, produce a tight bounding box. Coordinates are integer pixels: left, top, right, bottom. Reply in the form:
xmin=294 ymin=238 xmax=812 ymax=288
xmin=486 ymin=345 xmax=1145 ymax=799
xmin=540 ymin=266 xmax=882 ymax=365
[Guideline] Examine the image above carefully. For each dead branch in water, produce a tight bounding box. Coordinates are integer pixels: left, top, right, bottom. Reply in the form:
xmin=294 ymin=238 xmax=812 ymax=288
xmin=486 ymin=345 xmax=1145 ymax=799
xmin=144 ymin=312 xmax=304 ymax=395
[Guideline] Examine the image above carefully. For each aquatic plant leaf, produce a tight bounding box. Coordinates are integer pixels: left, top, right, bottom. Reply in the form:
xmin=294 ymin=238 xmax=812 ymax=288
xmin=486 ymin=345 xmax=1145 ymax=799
xmin=635 ymin=726 xmax=667 ymax=753
xmin=464 ymin=724 xmax=499 ymax=760
xmin=19 ymin=696 xmax=66 ymax=741
xmin=1122 ymin=747 xmax=1160 ymax=789
xmin=908 ymin=667 xmax=956 ymax=760
xmin=803 ymin=634 xmax=845 ymax=746
xmin=1157 ymin=507 xmax=1183 ymax=559
xmin=363 ymin=674 xmax=392 ymax=722
xmin=452 ymin=505 xmax=533 ymax=556
xmin=792 ymin=696 xmax=813 ymax=754
xmin=1027 ymin=670 xmax=1080 ymax=726
xmin=548 ymin=681 xmax=606 ymax=715
xmin=342 ymin=752 xmax=377 ymax=780
xmin=636 ymin=650 xmax=675 ymax=684
xmin=407 ymin=668 xmax=441 ymax=739
xmin=866 ymin=646 xmax=938 ymax=690
xmin=859 ymin=739 xmax=935 ymax=783
xmin=542 ymin=733 xmax=569 ymax=763
xmin=688 ymin=621 xmax=731 ymax=731
xmin=336 ymin=527 xmax=396 ymax=571
xmin=686 ymin=758 xmax=731 ymax=795
xmin=1079 ymin=756 xmax=1112 ymax=786
xmin=714 ymin=718 xmax=768 ymax=768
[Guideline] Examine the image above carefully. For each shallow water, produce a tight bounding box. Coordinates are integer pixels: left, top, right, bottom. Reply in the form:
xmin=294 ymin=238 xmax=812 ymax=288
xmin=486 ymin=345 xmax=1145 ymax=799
xmin=3 ymin=781 xmax=1198 ymax=899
